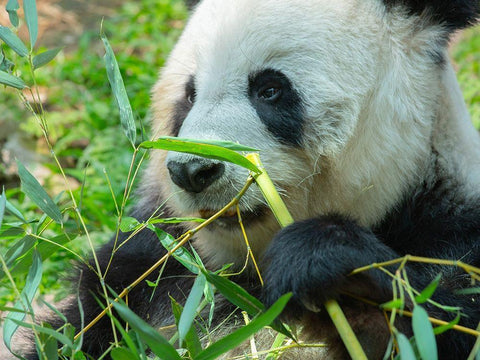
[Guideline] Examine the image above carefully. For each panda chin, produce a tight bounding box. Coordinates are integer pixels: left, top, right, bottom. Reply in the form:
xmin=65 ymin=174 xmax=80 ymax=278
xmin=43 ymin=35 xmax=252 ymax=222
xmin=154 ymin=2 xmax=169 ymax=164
xmin=199 ymin=205 xmax=267 ymax=229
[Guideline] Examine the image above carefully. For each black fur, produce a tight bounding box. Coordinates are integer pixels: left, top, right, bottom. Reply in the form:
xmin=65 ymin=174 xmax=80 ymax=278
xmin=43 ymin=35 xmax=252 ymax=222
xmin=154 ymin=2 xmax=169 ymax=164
xmin=383 ymin=0 xmax=480 ymax=30
xmin=25 ymin=173 xmax=480 ymax=359
xmin=185 ymin=0 xmax=201 ymax=10
xmin=248 ymin=69 xmax=304 ymax=146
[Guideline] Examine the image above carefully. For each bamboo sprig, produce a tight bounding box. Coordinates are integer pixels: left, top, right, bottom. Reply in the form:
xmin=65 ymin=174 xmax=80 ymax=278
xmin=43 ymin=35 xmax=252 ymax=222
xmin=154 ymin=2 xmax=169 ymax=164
xmin=74 ymin=176 xmax=255 ymax=341
xmin=245 ymin=152 xmax=368 ymax=360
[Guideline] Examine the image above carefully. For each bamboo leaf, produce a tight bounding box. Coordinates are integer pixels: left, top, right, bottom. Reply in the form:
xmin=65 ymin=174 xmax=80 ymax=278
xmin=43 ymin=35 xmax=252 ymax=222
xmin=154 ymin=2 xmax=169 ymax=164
xmin=171 ymin=297 xmax=202 ymax=357
xmin=0 ymin=25 xmax=28 ymax=57
xmin=101 ymin=30 xmax=136 ymax=146
xmin=0 ymin=189 xmax=5 ymax=229
xmin=38 ymin=323 xmax=59 ymax=360
xmin=412 ymin=306 xmax=437 ymax=360
xmin=178 ymin=274 xmax=205 ymax=347
xmin=120 ymin=216 xmax=141 ymax=232
xmin=195 ymin=293 xmax=291 ymax=360
xmin=4 ymin=251 xmax=42 ymax=351
xmin=415 ymin=274 xmax=441 ymax=304
xmin=11 ymin=234 xmax=75 ymax=276
xmin=5 ymin=199 xmax=27 ymax=223
xmin=154 ymin=228 xmax=199 ymax=274
xmin=433 ymin=312 xmax=460 ymax=335
xmin=9 ymin=318 xmax=73 ymax=348
xmin=160 ymin=136 xmax=259 ymax=151
xmin=140 ymin=138 xmax=260 ymax=174
xmin=396 ymin=332 xmax=416 ymax=360
xmin=381 ymin=298 xmax=404 ymax=310
xmin=16 ymin=160 xmax=63 ymax=224
xmin=23 ymin=0 xmax=38 ymax=49
xmin=0 ymin=69 xmax=27 ymax=89
xmin=111 ymin=300 xmax=183 ymax=360
xmin=111 ymin=348 xmax=137 ymax=360
xmin=204 ymin=272 xmax=264 ymax=316
xmin=2 ymin=235 xmax=36 ymax=270
xmin=6 ymin=0 xmax=20 ymax=27
xmin=33 ymin=47 xmax=62 ymax=69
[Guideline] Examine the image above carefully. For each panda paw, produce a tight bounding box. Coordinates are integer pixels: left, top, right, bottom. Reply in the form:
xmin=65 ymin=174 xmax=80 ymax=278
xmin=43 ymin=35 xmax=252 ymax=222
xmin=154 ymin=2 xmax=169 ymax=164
xmin=261 ymin=215 xmax=395 ymax=317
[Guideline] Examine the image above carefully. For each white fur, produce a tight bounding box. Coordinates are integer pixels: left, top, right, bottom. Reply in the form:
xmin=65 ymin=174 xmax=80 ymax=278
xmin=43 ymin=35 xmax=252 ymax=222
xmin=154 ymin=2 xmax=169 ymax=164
xmin=146 ymin=0 xmax=480 ymax=271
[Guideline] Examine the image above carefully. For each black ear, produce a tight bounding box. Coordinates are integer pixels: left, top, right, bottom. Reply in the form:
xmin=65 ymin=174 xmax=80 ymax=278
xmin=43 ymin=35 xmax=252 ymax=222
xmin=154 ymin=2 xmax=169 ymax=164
xmin=384 ymin=0 xmax=479 ymax=31
xmin=185 ymin=0 xmax=201 ymax=10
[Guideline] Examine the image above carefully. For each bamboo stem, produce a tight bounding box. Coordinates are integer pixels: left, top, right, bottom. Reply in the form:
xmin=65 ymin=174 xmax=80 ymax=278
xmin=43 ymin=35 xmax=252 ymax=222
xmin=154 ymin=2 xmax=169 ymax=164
xmin=245 ymin=153 xmax=367 ymax=360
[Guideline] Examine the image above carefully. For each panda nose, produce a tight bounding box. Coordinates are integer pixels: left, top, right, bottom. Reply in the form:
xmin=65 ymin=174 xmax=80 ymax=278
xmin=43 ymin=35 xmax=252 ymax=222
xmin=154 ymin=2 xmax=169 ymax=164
xmin=167 ymin=159 xmax=225 ymax=193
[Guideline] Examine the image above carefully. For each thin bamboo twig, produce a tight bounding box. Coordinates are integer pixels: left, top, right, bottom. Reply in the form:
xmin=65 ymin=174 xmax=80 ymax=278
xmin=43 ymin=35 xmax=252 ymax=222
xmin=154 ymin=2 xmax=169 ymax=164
xmin=74 ymin=176 xmax=255 ymax=341
xmin=245 ymin=153 xmax=368 ymax=360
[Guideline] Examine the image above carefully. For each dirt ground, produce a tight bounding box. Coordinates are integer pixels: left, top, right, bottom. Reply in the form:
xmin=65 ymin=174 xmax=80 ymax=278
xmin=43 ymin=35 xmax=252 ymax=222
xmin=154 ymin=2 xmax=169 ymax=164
xmin=0 ymin=0 xmax=124 ymax=48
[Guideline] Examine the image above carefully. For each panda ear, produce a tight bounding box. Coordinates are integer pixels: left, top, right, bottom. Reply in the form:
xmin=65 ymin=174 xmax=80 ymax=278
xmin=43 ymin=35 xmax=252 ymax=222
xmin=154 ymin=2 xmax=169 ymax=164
xmin=185 ymin=0 xmax=201 ymax=10
xmin=384 ymin=0 xmax=479 ymax=31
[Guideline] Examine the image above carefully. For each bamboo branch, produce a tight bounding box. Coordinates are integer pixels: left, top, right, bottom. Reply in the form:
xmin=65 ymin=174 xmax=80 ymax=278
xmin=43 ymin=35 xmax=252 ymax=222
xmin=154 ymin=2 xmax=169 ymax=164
xmin=245 ymin=152 xmax=367 ymax=360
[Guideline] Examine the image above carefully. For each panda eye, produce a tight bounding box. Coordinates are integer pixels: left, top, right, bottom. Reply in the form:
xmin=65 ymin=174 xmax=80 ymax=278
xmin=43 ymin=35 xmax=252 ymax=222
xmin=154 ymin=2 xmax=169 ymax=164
xmin=258 ymin=85 xmax=282 ymax=101
xmin=185 ymin=76 xmax=196 ymax=105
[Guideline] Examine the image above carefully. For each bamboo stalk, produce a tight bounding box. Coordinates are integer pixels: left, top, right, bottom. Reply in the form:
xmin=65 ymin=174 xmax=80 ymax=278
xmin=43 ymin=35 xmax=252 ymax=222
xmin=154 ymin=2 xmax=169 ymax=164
xmin=245 ymin=153 xmax=367 ymax=360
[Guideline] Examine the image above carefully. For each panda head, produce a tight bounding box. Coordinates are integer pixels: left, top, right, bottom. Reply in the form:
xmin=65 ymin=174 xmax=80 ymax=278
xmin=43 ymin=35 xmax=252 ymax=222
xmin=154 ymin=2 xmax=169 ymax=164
xmin=145 ymin=0 xmax=479 ymax=264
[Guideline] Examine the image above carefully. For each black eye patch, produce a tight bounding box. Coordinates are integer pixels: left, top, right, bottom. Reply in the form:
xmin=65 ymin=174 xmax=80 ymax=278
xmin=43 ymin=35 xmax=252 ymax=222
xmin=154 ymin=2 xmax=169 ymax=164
xmin=248 ymin=69 xmax=304 ymax=146
xmin=171 ymin=75 xmax=195 ymax=136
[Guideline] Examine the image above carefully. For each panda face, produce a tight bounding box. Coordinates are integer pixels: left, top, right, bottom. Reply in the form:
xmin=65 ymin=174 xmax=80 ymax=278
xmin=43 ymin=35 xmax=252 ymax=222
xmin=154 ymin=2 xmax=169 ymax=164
xmin=148 ymin=0 xmax=448 ymax=262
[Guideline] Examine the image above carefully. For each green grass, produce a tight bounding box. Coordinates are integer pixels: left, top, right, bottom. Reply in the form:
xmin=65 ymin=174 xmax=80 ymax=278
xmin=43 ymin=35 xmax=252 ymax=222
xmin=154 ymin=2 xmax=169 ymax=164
xmin=0 ymin=0 xmax=188 ymax=302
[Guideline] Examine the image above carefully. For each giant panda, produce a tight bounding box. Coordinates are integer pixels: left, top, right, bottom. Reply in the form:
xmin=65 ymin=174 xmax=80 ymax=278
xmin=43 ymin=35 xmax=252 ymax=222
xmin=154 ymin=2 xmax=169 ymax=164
xmin=25 ymin=0 xmax=480 ymax=359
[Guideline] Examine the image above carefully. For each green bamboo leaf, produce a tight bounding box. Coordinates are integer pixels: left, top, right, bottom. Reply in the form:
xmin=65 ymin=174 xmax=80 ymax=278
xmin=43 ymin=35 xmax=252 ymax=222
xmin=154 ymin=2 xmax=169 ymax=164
xmin=195 ymin=293 xmax=291 ymax=360
xmin=412 ymin=306 xmax=438 ymax=360
xmin=111 ymin=301 xmax=183 ymax=360
xmin=0 ymin=189 xmax=5 ymax=229
xmin=415 ymin=274 xmax=441 ymax=304
xmin=3 ymin=235 xmax=36 ymax=268
xmin=149 ymin=217 xmax=205 ymax=224
xmin=0 ymin=47 xmax=14 ymax=73
xmin=396 ymin=332 xmax=416 ymax=360
xmin=38 ymin=323 xmax=59 ymax=360
xmin=111 ymin=348 xmax=137 ymax=360
xmin=110 ymin=316 xmax=139 ymax=357
xmin=120 ymin=216 xmax=141 ymax=232
xmin=380 ymin=298 xmax=404 ymax=310
xmin=140 ymin=138 xmax=260 ymax=174
xmin=171 ymin=297 xmax=202 ymax=357
xmin=455 ymin=287 xmax=480 ymax=295
xmin=9 ymin=318 xmax=73 ymax=348
xmin=101 ymin=30 xmax=136 ymax=146
xmin=178 ymin=274 xmax=205 ymax=346
xmin=33 ymin=47 xmax=62 ymax=69
xmin=6 ymin=0 xmax=20 ymax=27
xmin=0 ymin=69 xmax=27 ymax=89
xmin=204 ymin=272 xmax=264 ymax=316
xmin=154 ymin=228 xmax=199 ymax=274
xmin=160 ymin=136 xmax=259 ymax=151
xmin=23 ymin=0 xmax=38 ymax=49
xmin=0 ymin=25 xmax=28 ymax=57
xmin=5 ymin=199 xmax=27 ymax=223
xmin=16 ymin=160 xmax=63 ymax=224
xmin=11 ymin=234 xmax=75 ymax=276
xmin=433 ymin=312 xmax=460 ymax=335
xmin=4 ymin=251 xmax=42 ymax=352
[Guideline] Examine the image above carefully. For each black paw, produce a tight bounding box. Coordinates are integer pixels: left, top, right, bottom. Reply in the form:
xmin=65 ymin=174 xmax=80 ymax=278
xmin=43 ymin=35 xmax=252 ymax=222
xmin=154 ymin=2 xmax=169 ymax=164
xmin=261 ymin=215 xmax=395 ymax=317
